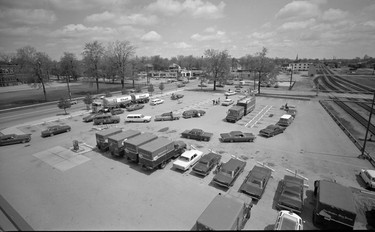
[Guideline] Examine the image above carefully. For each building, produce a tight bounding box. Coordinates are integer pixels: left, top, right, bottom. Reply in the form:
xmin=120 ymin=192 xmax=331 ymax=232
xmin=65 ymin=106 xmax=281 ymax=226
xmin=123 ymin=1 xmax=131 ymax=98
xmin=0 ymin=64 xmax=20 ymax=87
xmin=289 ymin=63 xmax=312 ymax=71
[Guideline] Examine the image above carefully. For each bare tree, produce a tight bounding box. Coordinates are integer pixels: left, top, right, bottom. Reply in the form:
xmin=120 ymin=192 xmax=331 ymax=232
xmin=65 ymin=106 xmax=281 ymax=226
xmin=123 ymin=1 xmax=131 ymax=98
xmin=60 ymin=52 xmax=78 ymax=100
xmin=82 ymin=41 xmax=105 ymax=93
xmin=106 ymin=40 xmax=136 ymax=89
xmin=203 ymin=49 xmax=231 ymax=91
xmin=15 ymin=46 xmax=51 ymax=101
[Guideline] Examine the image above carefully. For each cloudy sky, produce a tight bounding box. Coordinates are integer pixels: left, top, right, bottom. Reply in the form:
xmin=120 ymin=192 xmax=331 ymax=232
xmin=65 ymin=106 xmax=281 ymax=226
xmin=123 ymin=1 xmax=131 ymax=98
xmin=0 ymin=0 xmax=374 ymax=61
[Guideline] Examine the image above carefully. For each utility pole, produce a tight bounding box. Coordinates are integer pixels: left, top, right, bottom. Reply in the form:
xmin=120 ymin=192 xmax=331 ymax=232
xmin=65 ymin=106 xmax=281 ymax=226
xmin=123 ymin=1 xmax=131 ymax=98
xmin=289 ymin=64 xmax=293 ymax=88
xmin=362 ymin=91 xmax=375 ymax=157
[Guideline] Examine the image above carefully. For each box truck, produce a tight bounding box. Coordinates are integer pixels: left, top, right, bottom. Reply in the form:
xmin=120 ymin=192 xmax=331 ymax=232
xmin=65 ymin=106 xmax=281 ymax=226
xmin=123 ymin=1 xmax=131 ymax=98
xmin=95 ymin=127 xmax=122 ymax=151
xmin=124 ymin=133 xmax=158 ymax=163
xmin=226 ymin=95 xmax=256 ymax=123
xmin=108 ymin=130 xmax=141 ymax=157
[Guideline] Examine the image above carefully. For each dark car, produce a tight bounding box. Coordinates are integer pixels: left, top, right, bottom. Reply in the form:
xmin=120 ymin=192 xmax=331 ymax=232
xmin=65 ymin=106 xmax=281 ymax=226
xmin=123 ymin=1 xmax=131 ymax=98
xmin=277 ymin=175 xmax=305 ymax=214
xmin=182 ymin=109 xmax=206 ymax=118
xmin=181 ymin=129 xmax=213 ymax=141
xmin=41 ymin=125 xmax=71 ymax=137
xmin=98 ymin=107 xmax=111 ymax=114
xmin=212 ymin=158 xmax=246 ymax=188
xmin=239 ymin=165 xmax=272 ymax=200
xmin=192 ymin=152 xmax=222 ymax=176
xmin=0 ymin=134 xmax=31 ymax=146
xmin=126 ymin=104 xmax=145 ymax=111
xmin=111 ymin=108 xmax=125 ymax=115
xmin=171 ymin=93 xmax=184 ymax=100
xmin=220 ymin=131 xmax=256 ymax=142
xmin=83 ymin=113 xmax=100 ymax=122
xmin=286 ymin=109 xmax=297 ymax=118
xmin=259 ymin=125 xmax=286 ymax=138
xmin=177 ymin=83 xmax=186 ymax=88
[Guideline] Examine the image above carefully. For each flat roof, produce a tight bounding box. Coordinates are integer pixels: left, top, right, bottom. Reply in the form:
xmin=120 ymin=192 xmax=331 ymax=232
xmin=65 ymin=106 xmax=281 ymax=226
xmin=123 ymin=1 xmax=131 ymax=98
xmin=319 ymin=180 xmax=356 ymax=213
xmin=197 ymin=194 xmax=244 ymax=230
xmin=124 ymin=133 xmax=157 ymax=146
xmin=138 ymin=137 xmax=173 ymax=152
xmin=108 ymin=130 xmax=141 ymax=141
xmin=95 ymin=127 xmax=122 ymax=136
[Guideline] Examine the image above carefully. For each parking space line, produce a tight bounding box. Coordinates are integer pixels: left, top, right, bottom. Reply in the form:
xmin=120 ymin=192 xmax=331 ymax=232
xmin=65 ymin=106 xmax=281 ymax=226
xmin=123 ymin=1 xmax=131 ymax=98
xmin=250 ymin=105 xmax=273 ymax=128
xmin=245 ymin=105 xmax=270 ymax=127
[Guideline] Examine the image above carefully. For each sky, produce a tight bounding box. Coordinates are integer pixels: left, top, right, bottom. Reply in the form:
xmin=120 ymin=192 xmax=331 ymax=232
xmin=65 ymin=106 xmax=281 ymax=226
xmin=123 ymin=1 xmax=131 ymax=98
xmin=0 ymin=0 xmax=374 ymax=61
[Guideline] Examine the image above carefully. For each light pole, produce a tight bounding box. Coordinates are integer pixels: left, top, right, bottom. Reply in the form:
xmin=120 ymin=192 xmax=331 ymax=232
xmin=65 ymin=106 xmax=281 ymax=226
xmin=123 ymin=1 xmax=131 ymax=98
xmin=289 ymin=64 xmax=293 ymax=88
xmin=362 ymin=91 xmax=375 ymax=157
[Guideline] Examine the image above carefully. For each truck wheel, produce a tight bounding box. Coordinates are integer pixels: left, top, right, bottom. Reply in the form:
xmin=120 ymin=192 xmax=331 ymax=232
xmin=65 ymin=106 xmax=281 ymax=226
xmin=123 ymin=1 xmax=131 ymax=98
xmin=230 ymin=139 xmax=233 ymax=143
xmin=159 ymin=161 xmax=167 ymax=169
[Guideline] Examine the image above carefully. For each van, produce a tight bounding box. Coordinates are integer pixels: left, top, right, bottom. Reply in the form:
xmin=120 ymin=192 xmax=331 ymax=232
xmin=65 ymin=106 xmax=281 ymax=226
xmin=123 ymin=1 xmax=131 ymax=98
xmin=277 ymin=114 xmax=294 ymax=127
xmin=125 ymin=114 xmax=152 ymax=123
xmin=93 ymin=114 xmax=120 ymax=125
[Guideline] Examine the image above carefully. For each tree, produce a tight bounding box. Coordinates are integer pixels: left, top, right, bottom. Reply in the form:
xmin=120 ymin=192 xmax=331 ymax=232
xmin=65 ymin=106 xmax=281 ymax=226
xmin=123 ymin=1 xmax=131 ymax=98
xmin=148 ymin=83 xmax=154 ymax=95
xmin=252 ymin=47 xmax=274 ymax=94
xmin=60 ymin=52 xmax=78 ymax=100
xmin=159 ymin=82 xmax=165 ymax=93
xmin=203 ymin=49 xmax=230 ymax=91
xmin=83 ymin=93 xmax=93 ymax=110
xmin=57 ymin=97 xmax=71 ymax=114
xmin=82 ymin=41 xmax=105 ymax=93
xmin=106 ymin=40 xmax=136 ymax=89
xmin=15 ymin=46 xmax=51 ymax=101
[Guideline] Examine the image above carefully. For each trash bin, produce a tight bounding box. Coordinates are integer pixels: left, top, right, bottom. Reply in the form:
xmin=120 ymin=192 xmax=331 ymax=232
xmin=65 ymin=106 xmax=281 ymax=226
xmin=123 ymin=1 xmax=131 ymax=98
xmin=73 ymin=140 xmax=79 ymax=151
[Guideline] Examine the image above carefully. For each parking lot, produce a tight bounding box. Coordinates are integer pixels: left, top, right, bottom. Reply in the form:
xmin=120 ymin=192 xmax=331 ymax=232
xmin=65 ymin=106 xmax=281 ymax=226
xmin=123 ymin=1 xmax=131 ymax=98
xmin=0 ymin=88 xmax=374 ymax=230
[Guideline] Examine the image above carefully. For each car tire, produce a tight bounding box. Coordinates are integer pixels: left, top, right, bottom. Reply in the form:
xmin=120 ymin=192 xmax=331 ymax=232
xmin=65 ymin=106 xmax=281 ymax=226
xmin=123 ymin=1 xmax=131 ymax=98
xmin=159 ymin=161 xmax=167 ymax=169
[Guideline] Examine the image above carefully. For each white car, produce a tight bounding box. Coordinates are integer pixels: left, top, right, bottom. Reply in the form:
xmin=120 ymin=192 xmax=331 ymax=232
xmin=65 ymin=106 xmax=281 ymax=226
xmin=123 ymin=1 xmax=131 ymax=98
xmin=224 ymin=91 xmax=236 ymax=96
xmin=173 ymin=149 xmax=203 ymax=171
xmin=359 ymin=169 xmax=375 ymax=189
xmin=150 ymin=99 xmax=164 ymax=105
xmin=70 ymin=100 xmax=78 ymax=105
xmin=221 ymin=99 xmax=234 ymax=106
xmin=274 ymin=210 xmax=303 ymax=230
xmin=124 ymin=114 xmax=152 ymax=123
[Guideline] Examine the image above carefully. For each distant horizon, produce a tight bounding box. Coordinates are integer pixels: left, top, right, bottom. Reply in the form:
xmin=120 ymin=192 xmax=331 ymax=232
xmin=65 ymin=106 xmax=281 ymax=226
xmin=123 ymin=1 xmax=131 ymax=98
xmin=1 ymin=0 xmax=374 ymax=61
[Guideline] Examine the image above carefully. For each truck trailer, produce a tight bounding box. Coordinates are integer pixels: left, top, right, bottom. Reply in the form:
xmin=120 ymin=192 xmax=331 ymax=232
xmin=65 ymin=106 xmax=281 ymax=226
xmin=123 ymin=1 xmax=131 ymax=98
xmin=102 ymin=95 xmax=132 ymax=108
xmin=108 ymin=130 xmax=141 ymax=157
xmin=124 ymin=132 xmax=158 ymax=163
xmin=95 ymin=127 xmax=123 ymax=151
xmin=138 ymin=138 xmax=186 ymax=170
xmin=196 ymin=193 xmax=252 ymax=230
xmin=313 ymin=180 xmax=357 ymax=229
xmin=131 ymin=93 xmax=150 ymax=103
xmin=226 ymin=95 xmax=256 ymax=123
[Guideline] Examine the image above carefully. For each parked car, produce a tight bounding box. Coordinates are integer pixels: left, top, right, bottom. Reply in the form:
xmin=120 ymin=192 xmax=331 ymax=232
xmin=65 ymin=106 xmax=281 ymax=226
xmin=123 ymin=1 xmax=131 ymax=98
xmin=182 ymin=80 xmax=189 ymax=84
xmin=259 ymin=125 xmax=286 ymax=138
xmin=239 ymin=165 xmax=273 ymax=200
xmin=126 ymin=104 xmax=144 ymax=111
xmin=83 ymin=113 xmax=100 ymax=122
xmin=220 ymin=131 xmax=256 ymax=142
xmin=150 ymin=99 xmax=164 ymax=105
xmin=224 ymin=90 xmax=236 ymax=96
xmin=154 ymin=112 xmax=180 ymax=121
xmin=359 ymin=169 xmax=375 ymax=189
xmin=0 ymin=134 xmax=31 ymax=146
xmin=182 ymin=109 xmax=206 ymax=118
xmin=41 ymin=125 xmax=71 ymax=137
xmin=98 ymin=107 xmax=112 ymax=114
xmin=173 ymin=149 xmax=204 ymax=171
xmin=171 ymin=93 xmax=184 ymax=100
xmin=221 ymin=99 xmax=234 ymax=106
xmin=181 ymin=129 xmax=213 ymax=141
xmin=125 ymin=114 xmax=152 ymax=123
xmin=274 ymin=210 xmax=303 ymax=230
xmin=235 ymin=88 xmax=242 ymax=93
xmin=70 ymin=100 xmax=78 ymax=105
xmin=192 ymin=152 xmax=222 ymax=176
xmin=111 ymin=108 xmax=125 ymax=115
xmin=177 ymin=83 xmax=186 ymax=88
xmin=212 ymin=157 xmax=246 ymax=188
xmin=277 ymin=175 xmax=305 ymax=214
xmin=198 ymin=83 xmax=207 ymax=87
xmin=287 ymin=109 xmax=297 ymax=118
xmin=216 ymin=83 xmax=225 ymax=88
xmin=93 ymin=114 xmax=120 ymax=125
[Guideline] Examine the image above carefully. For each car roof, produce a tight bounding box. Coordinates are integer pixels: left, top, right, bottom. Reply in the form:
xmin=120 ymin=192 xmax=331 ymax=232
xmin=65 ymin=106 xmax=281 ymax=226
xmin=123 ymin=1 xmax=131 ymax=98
xmin=223 ymin=158 xmax=245 ymax=170
xmin=200 ymin=152 xmax=220 ymax=162
xmin=181 ymin=149 xmax=203 ymax=158
xmin=280 ymin=114 xmax=293 ymax=119
xmin=127 ymin=114 xmax=143 ymax=117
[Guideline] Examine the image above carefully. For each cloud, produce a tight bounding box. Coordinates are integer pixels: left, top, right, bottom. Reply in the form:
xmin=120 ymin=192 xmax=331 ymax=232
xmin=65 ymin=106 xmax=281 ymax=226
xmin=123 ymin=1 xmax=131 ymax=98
xmin=278 ymin=18 xmax=316 ymax=31
xmin=322 ymin=8 xmax=348 ymax=21
xmin=84 ymin=11 xmax=116 ymax=23
xmin=275 ymin=1 xmax=321 ymax=20
xmin=173 ymin=42 xmax=192 ymax=48
xmin=49 ymin=0 xmax=130 ymax=10
xmin=141 ymin=31 xmax=162 ymax=42
xmin=0 ymin=8 xmax=56 ymax=25
xmin=147 ymin=0 xmax=225 ymax=19
xmin=52 ymin=24 xmax=116 ymax=38
xmin=363 ymin=20 xmax=375 ymax=27
xmin=118 ymin=14 xmax=159 ymax=25
xmin=204 ymin=27 xmax=216 ymax=33
xmin=248 ymin=32 xmax=275 ymax=40
xmin=191 ymin=30 xmax=226 ymax=42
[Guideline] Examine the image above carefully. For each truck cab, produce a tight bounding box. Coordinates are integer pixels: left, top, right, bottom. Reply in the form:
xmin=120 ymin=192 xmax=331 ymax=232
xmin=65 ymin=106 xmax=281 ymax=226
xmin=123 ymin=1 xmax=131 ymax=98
xmin=196 ymin=193 xmax=252 ymax=230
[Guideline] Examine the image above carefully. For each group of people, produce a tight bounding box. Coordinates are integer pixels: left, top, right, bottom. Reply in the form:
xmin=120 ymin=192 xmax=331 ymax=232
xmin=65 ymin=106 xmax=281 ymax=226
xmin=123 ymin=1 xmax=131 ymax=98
xmin=213 ymin=98 xmax=221 ymax=105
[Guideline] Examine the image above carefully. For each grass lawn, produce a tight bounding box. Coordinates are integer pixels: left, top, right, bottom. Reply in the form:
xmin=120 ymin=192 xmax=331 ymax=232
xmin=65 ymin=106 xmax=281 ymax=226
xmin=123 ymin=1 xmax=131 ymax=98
xmin=0 ymin=80 xmax=147 ymax=110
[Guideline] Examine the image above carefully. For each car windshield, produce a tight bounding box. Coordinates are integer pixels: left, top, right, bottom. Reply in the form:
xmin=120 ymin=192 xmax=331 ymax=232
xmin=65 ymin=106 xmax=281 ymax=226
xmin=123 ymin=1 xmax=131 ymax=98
xmin=178 ymin=156 xmax=190 ymax=162
xmin=199 ymin=160 xmax=209 ymax=166
xmin=250 ymin=179 xmax=262 ymax=187
xmin=221 ymin=168 xmax=233 ymax=177
xmin=282 ymin=189 xmax=301 ymax=199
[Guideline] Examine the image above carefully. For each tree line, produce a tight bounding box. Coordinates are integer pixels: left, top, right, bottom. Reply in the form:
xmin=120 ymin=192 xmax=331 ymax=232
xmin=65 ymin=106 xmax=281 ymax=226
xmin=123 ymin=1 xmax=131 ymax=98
xmin=0 ymin=39 xmax=303 ymax=101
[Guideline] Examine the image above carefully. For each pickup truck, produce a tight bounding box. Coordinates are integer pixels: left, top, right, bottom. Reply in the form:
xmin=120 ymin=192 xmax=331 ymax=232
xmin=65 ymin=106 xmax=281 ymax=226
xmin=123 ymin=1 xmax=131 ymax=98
xmin=154 ymin=112 xmax=180 ymax=121
xmin=181 ymin=129 xmax=213 ymax=141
